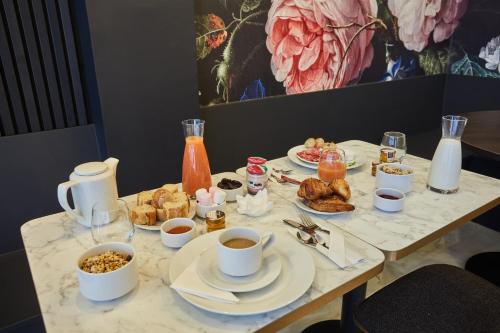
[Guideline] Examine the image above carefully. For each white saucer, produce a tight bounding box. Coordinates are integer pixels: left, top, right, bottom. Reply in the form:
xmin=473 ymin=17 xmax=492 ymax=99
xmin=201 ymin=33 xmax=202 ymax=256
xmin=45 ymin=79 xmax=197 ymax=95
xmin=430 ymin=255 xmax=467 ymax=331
xmin=197 ymin=247 xmax=282 ymax=293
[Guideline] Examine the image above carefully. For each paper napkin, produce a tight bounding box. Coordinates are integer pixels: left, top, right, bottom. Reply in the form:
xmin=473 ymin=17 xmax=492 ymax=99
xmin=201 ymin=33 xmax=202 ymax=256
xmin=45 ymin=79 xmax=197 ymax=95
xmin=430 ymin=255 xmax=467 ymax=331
xmin=170 ymin=258 xmax=239 ymax=303
xmin=236 ymin=189 xmax=273 ymax=217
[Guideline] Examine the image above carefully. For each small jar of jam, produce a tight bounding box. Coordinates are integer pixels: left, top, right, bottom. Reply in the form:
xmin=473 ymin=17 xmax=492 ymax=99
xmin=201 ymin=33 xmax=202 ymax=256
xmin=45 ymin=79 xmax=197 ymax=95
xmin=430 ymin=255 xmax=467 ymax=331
xmin=246 ymin=157 xmax=268 ymax=195
xmin=380 ymin=148 xmax=396 ymax=163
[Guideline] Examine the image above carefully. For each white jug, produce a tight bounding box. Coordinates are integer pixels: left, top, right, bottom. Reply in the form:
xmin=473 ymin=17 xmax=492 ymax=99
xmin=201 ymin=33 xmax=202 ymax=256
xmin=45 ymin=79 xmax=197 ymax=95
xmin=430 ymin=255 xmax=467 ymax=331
xmin=58 ymin=158 xmax=119 ymax=227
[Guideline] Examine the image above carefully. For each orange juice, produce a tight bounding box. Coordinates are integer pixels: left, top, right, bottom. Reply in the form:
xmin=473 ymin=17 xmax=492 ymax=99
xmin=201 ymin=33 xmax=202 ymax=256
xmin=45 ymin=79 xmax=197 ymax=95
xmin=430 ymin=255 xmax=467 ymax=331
xmin=318 ymin=161 xmax=346 ymax=182
xmin=182 ymin=136 xmax=212 ymax=196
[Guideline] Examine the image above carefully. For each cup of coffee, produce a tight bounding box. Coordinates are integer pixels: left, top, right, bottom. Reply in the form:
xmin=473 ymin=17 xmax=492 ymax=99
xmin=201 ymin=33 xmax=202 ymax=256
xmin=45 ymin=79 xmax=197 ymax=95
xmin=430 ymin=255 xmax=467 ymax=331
xmin=217 ymin=227 xmax=274 ymax=277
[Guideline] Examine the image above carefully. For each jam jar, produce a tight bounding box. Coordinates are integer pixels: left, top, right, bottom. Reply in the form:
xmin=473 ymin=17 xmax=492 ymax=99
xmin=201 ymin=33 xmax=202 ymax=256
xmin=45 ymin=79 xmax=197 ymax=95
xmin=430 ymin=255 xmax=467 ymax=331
xmin=246 ymin=157 xmax=268 ymax=195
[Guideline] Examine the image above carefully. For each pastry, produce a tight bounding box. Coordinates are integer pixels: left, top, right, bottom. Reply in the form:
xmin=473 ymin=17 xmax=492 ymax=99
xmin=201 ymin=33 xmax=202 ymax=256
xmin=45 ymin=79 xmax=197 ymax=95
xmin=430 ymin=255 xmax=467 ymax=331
xmin=306 ymin=197 xmax=355 ymax=212
xmin=304 ymin=138 xmax=316 ymax=148
xmin=161 ymin=184 xmax=178 ymax=194
xmin=137 ymin=191 xmax=153 ymax=206
xmin=151 ymin=189 xmax=172 ymax=208
xmin=163 ymin=200 xmax=189 ymax=219
xmin=130 ymin=204 xmax=156 ymax=225
xmin=297 ymin=178 xmax=333 ymax=200
xmin=315 ymin=138 xmax=325 ymax=148
xmin=156 ymin=208 xmax=168 ymax=221
xmin=329 ymin=179 xmax=351 ymax=201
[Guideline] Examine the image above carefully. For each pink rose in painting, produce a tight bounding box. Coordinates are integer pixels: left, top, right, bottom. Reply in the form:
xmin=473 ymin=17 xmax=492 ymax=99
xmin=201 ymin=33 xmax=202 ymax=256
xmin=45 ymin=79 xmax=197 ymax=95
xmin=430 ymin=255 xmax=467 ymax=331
xmin=388 ymin=0 xmax=468 ymax=52
xmin=265 ymin=0 xmax=378 ymax=94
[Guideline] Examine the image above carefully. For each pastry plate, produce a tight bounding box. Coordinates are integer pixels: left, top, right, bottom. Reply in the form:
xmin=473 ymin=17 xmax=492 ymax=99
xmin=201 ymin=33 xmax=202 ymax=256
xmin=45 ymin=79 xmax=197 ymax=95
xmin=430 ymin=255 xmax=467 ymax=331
xmin=169 ymin=230 xmax=314 ymax=316
xmin=288 ymin=145 xmax=364 ymax=170
xmin=134 ymin=201 xmax=196 ymax=231
xmin=294 ymin=198 xmax=351 ymax=216
xmin=197 ymin=247 xmax=282 ymax=293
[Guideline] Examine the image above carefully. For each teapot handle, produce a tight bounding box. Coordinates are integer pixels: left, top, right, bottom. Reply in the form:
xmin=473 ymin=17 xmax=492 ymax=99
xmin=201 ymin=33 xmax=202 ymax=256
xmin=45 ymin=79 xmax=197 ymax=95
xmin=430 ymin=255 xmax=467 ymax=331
xmin=57 ymin=180 xmax=83 ymax=221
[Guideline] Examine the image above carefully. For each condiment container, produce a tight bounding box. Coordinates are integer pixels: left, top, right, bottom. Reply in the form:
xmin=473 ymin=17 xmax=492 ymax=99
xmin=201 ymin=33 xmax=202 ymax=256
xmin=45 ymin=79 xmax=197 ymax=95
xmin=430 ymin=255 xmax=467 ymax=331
xmin=379 ymin=148 xmax=396 ymax=163
xmin=373 ymin=188 xmax=405 ymax=212
xmin=246 ymin=157 xmax=268 ymax=195
xmin=161 ymin=218 xmax=196 ymax=248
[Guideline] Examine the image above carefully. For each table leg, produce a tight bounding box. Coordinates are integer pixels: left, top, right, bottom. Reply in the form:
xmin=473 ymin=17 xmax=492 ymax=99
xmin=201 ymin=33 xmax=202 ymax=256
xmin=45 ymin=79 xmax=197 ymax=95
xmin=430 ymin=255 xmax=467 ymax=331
xmin=302 ymin=283 xmax=367 ymax=333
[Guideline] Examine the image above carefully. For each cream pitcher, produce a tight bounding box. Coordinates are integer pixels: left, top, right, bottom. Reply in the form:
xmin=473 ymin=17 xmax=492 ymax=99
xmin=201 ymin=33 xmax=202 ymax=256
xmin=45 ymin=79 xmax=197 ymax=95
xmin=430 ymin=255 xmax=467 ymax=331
xmin=58 ymin=158 xmax=119 ymax=227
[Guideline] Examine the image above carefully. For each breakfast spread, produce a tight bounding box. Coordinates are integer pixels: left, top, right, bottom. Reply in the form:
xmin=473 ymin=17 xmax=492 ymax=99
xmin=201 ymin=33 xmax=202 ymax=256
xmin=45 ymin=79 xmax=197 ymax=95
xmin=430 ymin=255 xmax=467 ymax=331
xmin=80 ymin=251 xmax=132 ymax=274
xmin=130 ymin=184 xmax=190 ymax=226
xmin=380 ymin=164 xmax=413 ymax=175
xmin=297 ymin=178 xmax=355 ymax=213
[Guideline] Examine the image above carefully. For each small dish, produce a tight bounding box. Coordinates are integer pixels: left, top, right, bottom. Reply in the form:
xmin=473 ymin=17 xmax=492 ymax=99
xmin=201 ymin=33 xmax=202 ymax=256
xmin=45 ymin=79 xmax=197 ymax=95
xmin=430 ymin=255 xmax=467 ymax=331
xmin=161 ymin=218 xmax=196 ymax=248
xmin=196 ymin=246 xmax=282 ymax=292
xmin=196 ymin=201 xmax=226 ymax=218
xmin=373 ymin=188 xmax=405 ymax=212
xmin=376 ymin=163 xmax=415 ymax=193
xmin=217 ymin=179 xmax=244 ymax=202
xmin=76 ymin=242 xmax=138 ymax=301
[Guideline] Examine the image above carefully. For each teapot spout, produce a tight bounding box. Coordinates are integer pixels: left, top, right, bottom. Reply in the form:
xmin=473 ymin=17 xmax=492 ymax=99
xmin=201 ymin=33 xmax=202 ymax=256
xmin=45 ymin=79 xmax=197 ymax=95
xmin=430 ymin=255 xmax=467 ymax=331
xmin=104 ymin=157 xmax=119 ymax=174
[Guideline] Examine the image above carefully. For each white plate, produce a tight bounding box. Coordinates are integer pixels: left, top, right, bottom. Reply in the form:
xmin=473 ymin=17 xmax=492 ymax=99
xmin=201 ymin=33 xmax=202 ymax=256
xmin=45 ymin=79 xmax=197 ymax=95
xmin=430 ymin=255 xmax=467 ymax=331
xmin=294 ymin=198 xmax=351 ymax=216
xmin=135 ymin=201 xmax=196 ymax=231
xmin=169 ymin=230 xmax=314 ymax=316
xmin=288 ymin=145 xmax=364 ymax=170
xmin=197 ymin=247 xmax=282 ymax=293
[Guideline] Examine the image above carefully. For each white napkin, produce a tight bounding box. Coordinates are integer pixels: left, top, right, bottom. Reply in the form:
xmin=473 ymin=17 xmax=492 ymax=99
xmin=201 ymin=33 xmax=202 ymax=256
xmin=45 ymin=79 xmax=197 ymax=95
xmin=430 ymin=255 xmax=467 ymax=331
xmin=170 ymin=258 xmax=239 ymax=303
xmin=288 ymin=228 xmax=364 ymax=269
xmin=236 ymin=189 xmax=273 ymax=217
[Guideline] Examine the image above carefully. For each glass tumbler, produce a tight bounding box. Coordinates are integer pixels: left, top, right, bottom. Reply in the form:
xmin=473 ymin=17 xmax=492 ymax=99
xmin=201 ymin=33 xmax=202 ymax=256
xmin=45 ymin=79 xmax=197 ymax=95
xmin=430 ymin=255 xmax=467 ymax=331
xmin=381 ymin=131 xmax=407 ymax=162
xmin=91 ymin=199 xmax=135 ymax=244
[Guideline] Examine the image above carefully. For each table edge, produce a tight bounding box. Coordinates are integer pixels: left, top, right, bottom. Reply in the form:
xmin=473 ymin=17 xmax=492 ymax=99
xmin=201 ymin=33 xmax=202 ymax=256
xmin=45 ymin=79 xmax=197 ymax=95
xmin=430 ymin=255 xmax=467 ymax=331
xmin=255 ymin=261 xmax=384 ymax=333
xmin=384 ymin=196 xmax=500 ymax=261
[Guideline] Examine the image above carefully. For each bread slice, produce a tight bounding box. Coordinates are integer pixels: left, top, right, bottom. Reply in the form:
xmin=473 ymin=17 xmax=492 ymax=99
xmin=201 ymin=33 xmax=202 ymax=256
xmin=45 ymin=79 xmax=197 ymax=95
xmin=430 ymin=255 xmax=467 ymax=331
xmin=163 ymin=200 xmax=189 ymax=219
xmin=130 ymin=204 xmax=156 ymax=225
xmin=151 ymin=189 xmax=173 ymax=208
xmin=137 ymin=191 xmax=153 ymax=206
xmin=161 ymin=184 xmax=178 ymax=194
xmin=156 ymin=208 xmax=168 ymax=222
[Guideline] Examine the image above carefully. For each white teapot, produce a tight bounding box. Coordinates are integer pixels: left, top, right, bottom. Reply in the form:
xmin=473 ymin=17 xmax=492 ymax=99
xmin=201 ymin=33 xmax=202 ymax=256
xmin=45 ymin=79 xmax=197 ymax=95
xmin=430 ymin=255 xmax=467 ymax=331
xmin=57 ymin=158 xmax=119 ymax=227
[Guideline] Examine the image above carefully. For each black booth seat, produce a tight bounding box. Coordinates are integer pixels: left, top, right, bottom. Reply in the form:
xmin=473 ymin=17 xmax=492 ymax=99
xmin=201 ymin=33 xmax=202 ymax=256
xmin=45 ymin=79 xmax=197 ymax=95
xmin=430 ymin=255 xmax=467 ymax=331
xmin=354 ymin=264 xmax=500 ymax=333
xmin=0 ymin=250 xmax=45 ymax=333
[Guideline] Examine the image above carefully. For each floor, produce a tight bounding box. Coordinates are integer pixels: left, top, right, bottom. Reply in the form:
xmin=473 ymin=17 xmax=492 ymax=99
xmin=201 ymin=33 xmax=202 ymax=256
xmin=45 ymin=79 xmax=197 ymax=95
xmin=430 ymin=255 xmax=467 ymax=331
xmin=279 ymin=221 xmax=500 ymax=333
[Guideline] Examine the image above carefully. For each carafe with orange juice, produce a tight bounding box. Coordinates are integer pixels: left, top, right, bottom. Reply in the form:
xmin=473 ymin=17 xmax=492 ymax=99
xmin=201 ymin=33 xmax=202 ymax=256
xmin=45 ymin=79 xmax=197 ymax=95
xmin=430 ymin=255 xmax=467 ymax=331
xmin=182 ymin=119 xmax=212 ymax=196
xmin=318 ymin=147 xmax=346 ymax=182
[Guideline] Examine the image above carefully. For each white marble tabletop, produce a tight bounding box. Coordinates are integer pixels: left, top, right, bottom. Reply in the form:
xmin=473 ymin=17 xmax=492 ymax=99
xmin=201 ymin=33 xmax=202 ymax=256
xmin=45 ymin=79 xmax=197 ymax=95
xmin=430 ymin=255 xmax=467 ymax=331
xmin=21 ymin=172 xmax=384 ymax=333
xmin=240 ymin=140 xmax=500 ymax=260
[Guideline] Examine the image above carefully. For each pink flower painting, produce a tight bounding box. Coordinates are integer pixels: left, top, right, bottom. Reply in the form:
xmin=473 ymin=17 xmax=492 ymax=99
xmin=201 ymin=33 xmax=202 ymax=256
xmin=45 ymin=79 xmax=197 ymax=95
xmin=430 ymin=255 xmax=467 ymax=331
xmin=388 ymin=0 xmax=468 ymax=52
xmin=265 ymin=0 xmax=378 ymax=94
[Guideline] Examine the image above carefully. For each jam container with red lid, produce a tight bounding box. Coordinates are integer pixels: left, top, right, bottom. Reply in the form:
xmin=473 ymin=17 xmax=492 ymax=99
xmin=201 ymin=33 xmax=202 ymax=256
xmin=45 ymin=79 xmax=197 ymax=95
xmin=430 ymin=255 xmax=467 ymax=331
xmin=246 ymin=157 xmax=268 ymax=195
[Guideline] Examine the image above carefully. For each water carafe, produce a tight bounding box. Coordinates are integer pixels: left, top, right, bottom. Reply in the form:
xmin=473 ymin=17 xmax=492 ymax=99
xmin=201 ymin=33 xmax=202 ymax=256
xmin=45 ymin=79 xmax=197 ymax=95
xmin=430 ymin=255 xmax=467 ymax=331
xmin=181 ymin=119 xmax=212 ymax=196
xmin=427 ymin=115 xmax=468 ymax=194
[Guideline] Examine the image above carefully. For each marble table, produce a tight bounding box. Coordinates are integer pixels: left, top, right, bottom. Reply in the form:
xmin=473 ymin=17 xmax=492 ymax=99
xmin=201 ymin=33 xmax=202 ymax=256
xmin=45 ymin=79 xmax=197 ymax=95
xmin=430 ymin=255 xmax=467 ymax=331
xmin=21 ymin=172 xmax=384 ymax=333
xmin=242 ymin=140 xmax=500 ymax=261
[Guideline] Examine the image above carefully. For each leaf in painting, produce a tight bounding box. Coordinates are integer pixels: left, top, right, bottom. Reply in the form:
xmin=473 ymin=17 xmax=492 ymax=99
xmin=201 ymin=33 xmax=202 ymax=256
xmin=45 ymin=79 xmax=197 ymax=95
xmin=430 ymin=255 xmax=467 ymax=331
xmin=241 ymin=0 xmax=261 ymax=13
xmin=451 ymin=54 xmax=500 ymax=78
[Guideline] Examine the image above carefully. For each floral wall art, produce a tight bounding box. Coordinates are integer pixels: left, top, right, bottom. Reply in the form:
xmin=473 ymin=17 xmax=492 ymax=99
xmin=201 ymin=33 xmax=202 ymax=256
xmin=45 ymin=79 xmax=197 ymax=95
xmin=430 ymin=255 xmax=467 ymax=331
xmin=195 ymin=0 xmax=500 ymax=106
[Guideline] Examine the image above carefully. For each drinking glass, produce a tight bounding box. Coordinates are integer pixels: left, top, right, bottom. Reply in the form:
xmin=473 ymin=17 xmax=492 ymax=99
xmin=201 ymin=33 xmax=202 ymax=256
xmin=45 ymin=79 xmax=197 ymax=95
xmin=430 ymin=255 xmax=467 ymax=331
xmin=317 ymin=147 xmax=346 ymax=182
xmin=380 ymin=131 xmax=407 ymax=162
xmin=91 ymin=199 xmax=135 ymax=244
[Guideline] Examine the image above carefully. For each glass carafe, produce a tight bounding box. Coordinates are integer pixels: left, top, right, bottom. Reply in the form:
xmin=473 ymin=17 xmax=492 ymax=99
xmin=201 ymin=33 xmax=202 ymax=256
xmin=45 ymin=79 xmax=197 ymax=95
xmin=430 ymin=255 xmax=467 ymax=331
xmin=182 ymin=119 xmax=212 ymax=196
xmin=427 ymin=115 xmax=468 ymax=194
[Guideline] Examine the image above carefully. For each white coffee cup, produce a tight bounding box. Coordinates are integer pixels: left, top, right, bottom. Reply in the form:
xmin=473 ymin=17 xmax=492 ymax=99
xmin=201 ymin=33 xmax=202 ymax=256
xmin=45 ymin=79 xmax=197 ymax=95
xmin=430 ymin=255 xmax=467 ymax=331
xmin=217 ymin=227 xmax=275 ymax=277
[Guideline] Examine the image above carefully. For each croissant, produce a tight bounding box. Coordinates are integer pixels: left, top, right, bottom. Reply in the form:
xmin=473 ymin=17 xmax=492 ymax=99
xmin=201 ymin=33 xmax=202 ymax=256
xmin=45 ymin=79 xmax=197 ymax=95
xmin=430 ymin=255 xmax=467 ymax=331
xmin=306 ymin=197 xmax=355 ymax=213
xmin=297 ymin=178 xmax=333 ymax=200
xmin=329 ymin=179 xmax=351 ymax=201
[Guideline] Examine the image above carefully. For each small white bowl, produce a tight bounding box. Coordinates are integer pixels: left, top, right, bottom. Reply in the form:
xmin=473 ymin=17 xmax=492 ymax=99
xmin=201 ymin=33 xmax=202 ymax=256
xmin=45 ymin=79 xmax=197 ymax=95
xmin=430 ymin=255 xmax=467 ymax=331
xmin=217 ymin=184 xmax=244 ymax=202
xmin=373 ymin=188 xmax=405 ymax=212
xmin=161 ymin=218 xmax=196 ymax=248
xmin=376 ymin=163 xmax=415 ymax=193
xmin=76 ymin=242 xmax=138 ymax=301
xmin=196 ymin=201 xmax=226 ymax=218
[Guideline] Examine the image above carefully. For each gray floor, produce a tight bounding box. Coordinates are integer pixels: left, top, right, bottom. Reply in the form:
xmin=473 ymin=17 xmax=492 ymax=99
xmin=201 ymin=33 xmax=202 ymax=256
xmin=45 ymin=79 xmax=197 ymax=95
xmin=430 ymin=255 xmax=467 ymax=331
xmin=279 ymin=222 xmax=500 ymax=332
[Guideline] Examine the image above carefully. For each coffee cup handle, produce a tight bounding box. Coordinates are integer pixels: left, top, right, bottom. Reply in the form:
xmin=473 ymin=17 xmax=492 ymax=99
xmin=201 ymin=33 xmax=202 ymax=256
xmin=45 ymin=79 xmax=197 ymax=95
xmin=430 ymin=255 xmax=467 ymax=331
xmin=261 ymin=232 xmax=275 ymax=251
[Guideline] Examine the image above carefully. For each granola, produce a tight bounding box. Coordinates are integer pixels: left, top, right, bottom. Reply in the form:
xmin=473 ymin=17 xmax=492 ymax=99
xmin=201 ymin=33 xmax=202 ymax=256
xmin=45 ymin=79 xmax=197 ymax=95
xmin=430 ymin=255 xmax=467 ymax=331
xmin=80 ymin=251 xmax=132 ymax=274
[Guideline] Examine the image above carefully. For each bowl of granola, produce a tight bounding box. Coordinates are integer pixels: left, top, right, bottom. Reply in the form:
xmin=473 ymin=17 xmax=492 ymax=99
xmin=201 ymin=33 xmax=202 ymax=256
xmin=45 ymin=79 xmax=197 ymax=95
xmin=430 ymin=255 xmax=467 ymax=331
xmin=376 ymin=163 xmax=415 ymax=193
xmin=76 ymin=242 xmax=138 ymax=301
